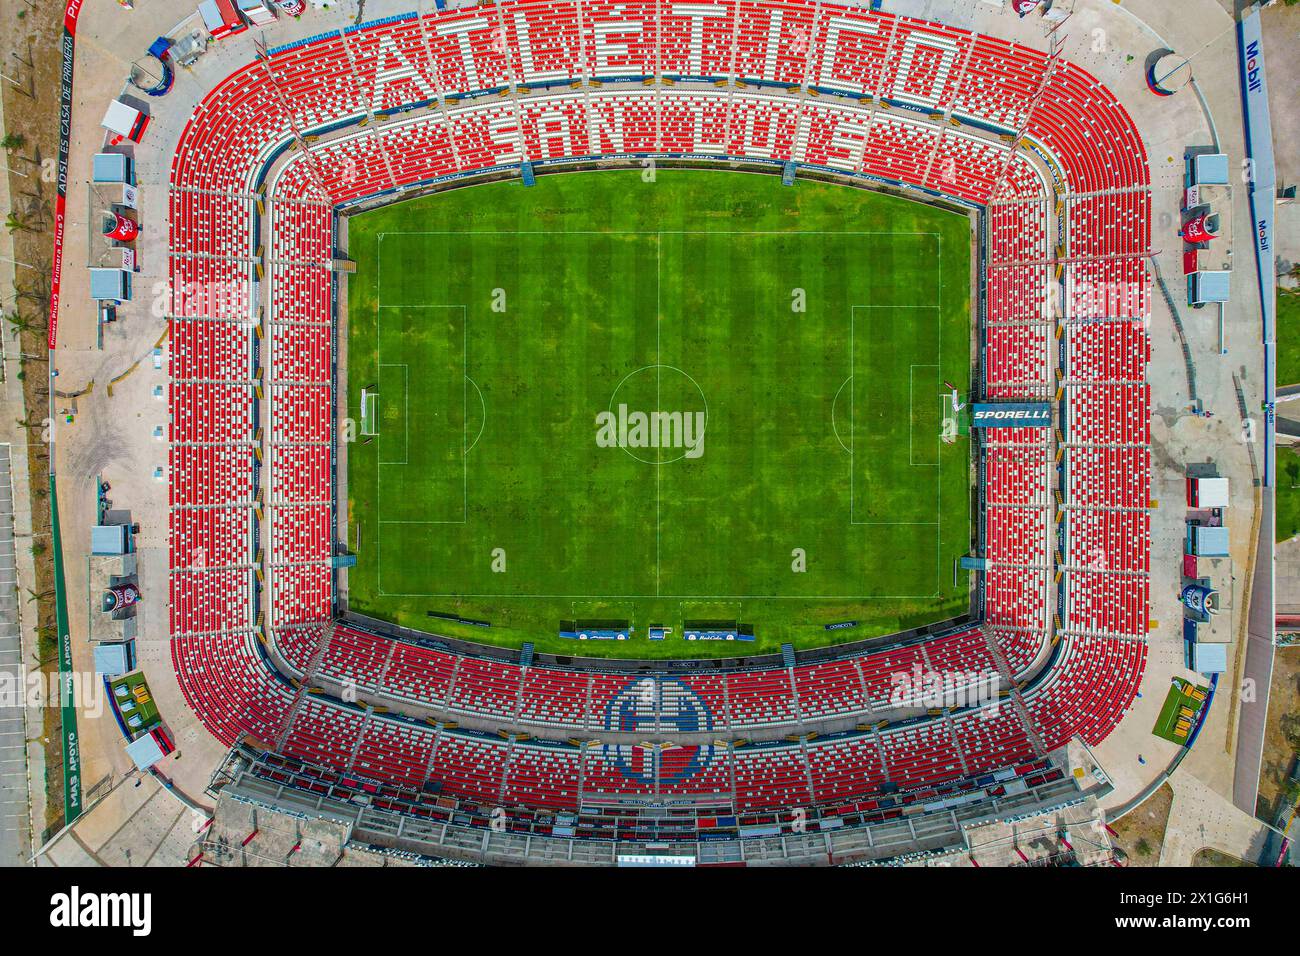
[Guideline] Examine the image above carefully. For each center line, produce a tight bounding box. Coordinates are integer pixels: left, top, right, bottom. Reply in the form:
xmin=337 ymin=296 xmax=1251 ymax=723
xmin=656 ymin=232 xmax=662 ymax=597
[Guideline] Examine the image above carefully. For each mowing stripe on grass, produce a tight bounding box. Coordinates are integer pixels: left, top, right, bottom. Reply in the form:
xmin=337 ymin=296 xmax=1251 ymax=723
xmin=344 ymin=170 xmax=973 ymax=659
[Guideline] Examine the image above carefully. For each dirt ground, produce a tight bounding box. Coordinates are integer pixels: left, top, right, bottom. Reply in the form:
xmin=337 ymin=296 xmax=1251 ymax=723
xmin=1110 ymin=783 xmax=1174 ymax=866
xmin=1255 ymin=645 xmax=1300 ymax=823
xmin=0 ymin=0 xmax=64 ymax=832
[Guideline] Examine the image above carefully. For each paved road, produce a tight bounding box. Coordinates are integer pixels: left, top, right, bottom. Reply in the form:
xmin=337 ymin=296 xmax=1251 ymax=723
xmin=1161 ymin=770 xmax=1280 ymax=866
xmin=0 ymin=444 xmax=32 ymax=864
xmin=1233 ymin=488 xmax=1276 ymax=817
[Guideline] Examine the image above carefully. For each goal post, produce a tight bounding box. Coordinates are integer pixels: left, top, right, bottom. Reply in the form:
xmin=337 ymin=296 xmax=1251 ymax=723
xmin=360 ymin=388 xmax=379 ymax=436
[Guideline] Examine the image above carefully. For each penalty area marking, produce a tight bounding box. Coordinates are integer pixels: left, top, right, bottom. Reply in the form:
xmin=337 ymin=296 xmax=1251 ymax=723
xmin=831 ymin=374 xmax=853 ymax=455
xmin=465 ymin=374 xmax=486 ymax=455
xmin=375 ymin=303 xmax=469 ymax=528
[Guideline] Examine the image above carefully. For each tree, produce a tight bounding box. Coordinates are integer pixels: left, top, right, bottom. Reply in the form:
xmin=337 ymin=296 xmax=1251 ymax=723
xmin=1281 ymin=711 xmax=1300 ymax=755
xmin=4 ymin=311 xmax=37 ymax=334
xmin=32 ymin=624 xmax=59 ymax=667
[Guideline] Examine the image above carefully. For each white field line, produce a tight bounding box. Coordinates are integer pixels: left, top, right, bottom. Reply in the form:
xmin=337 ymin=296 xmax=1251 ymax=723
xmin=375 ymin=234 xmax=471 ymax=594
xmin=372 ymin=230 xmax=953 ymax=601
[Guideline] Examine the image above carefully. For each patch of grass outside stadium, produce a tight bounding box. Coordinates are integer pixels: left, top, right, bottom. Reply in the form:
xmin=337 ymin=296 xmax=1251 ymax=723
xmin=109 ymin=673 xmax=160 ymax=730
xmin=1191 ymin=848 xmax=1255 ymax=867
xmin=1276 ymin=291 xmax=1300 ymax=388
xmin=343 ymin=170 xmax=973 ymax=659
xmin=1279 ymin=446 xmax=1300 ymax=543
xmin=1151 ymin=678 xmax=1209 ymax=745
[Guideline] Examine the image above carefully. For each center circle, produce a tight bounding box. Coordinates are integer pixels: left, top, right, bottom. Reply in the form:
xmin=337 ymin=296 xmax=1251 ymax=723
xmin=606 ymin=364 xmax=709 ymax=465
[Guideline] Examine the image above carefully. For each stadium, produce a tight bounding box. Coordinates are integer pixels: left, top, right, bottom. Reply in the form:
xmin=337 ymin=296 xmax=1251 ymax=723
xmin=2 ymin=0 xmax=1293 ymax=884
xmin=172 ymin=0 xmax=1152 ymax=864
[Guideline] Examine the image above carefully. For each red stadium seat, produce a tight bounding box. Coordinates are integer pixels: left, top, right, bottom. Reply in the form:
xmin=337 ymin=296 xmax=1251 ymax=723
xmin=168 ymin=0 xmax=1151 ymax=827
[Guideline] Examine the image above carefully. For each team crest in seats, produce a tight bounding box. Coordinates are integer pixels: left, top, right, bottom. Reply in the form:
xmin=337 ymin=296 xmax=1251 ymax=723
xmin=601 ymin=678 xmax=715 ymax=783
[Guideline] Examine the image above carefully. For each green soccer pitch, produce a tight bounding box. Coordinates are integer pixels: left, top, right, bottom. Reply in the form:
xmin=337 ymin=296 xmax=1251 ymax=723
xmin=342 ymin=169 xmax=973 ymax=659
